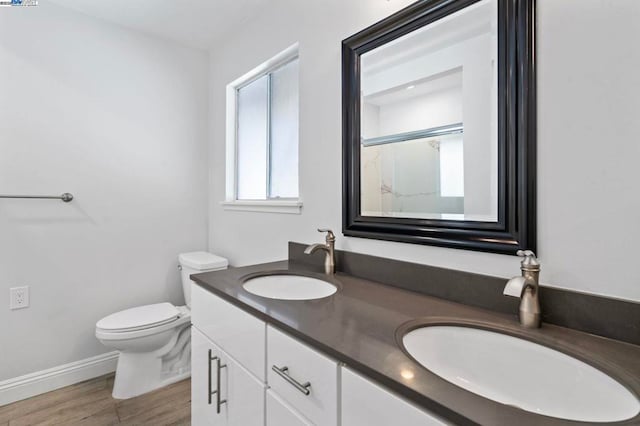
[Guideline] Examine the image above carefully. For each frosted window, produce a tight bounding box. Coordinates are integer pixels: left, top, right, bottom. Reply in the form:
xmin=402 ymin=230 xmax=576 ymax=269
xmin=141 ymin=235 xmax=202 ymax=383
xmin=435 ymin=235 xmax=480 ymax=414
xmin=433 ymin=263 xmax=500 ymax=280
xmin=234 ymin=58 xmax=299 ymax=201
xmin=269 ymin=60 xmax=299 ymax=198
xmin=439 ymin=135 xmax=464 ymax=197
xmin=237 ymin=75 xmax=269 ymax=200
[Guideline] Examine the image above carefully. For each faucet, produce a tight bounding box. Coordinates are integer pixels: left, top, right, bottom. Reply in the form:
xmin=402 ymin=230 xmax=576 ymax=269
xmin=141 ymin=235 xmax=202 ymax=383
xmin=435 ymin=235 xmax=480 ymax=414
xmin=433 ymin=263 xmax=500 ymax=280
xmin=304 ymin=229 xmax=336 ymax=275
xmin=504 ymin=250 xmax=541 ymax=328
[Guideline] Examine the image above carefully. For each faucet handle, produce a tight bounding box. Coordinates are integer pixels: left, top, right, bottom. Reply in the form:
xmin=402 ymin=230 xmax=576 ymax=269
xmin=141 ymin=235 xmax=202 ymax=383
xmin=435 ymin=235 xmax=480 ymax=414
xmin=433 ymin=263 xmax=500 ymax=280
xmin=317 ymin=228 xmax=336 ymax=242
xmin=517 ymin=250 xmax=540 ymax=268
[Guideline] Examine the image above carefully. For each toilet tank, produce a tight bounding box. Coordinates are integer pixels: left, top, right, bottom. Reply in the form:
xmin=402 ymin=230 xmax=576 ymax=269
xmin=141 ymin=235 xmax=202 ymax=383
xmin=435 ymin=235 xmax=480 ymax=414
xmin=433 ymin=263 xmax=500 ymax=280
xmin=178 ymin=252 xmax=228 ymax=308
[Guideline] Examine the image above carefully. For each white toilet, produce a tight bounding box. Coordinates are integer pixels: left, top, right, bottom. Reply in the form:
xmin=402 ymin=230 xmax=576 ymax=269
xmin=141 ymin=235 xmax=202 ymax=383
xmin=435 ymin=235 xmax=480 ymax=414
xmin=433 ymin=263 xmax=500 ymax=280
xmin=95 ymin=251 xmax=228 ymax=399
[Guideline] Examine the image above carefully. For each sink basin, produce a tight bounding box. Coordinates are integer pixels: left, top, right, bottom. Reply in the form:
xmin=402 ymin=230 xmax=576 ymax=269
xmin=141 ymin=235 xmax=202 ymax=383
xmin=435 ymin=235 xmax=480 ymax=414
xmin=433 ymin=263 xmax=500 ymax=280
xmin=402 ymin=325 xmax=640 ymax=422
xmin=242 ymin=274 xmax=337 ymax=300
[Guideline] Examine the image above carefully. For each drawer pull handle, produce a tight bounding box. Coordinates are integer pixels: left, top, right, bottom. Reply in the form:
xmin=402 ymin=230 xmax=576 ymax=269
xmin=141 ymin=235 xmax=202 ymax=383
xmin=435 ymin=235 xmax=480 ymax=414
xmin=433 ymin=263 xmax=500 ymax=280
xmin=272 ymin=365 xmax=311 ymax=396
xmin=208 ymin=351 xmax=227 ymax=413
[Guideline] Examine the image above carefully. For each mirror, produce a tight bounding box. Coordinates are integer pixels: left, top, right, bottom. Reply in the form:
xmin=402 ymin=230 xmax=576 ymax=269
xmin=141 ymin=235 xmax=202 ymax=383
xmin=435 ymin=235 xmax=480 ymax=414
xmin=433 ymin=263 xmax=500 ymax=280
xmin=361 ymin=0 xmax=497 ymax=221
xmin=343 ymin=0 xmax=536 ymax=254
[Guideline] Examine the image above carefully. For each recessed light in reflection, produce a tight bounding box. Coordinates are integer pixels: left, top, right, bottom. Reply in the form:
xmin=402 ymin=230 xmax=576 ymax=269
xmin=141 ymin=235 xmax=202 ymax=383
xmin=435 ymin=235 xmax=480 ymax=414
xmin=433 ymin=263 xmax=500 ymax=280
xmin=401 ymin=369 xmax=415 ymax=380
xmin=406 ymin=85 xmax=415 ymax=90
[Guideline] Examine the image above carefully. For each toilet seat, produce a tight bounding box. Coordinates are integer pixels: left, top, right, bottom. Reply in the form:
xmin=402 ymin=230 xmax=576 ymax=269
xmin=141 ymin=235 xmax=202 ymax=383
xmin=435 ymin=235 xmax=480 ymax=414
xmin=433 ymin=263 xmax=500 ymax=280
xmin=96 ymin=303 xmax=181 ymax=333
xmin=95 ymin=306 xmax=190 ymax=342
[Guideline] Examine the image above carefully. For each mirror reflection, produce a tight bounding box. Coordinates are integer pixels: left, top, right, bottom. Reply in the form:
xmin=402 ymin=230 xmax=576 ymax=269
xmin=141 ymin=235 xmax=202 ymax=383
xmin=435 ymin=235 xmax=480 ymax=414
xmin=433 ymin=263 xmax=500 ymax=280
xmin=360 ymin=0 xmax=498 ymax=221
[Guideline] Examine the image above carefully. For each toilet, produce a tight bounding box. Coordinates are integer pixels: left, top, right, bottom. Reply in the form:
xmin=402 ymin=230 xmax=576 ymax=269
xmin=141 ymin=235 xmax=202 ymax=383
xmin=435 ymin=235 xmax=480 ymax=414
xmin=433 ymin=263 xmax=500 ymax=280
xmin=95 ymin=251 xmax=228 ymax=399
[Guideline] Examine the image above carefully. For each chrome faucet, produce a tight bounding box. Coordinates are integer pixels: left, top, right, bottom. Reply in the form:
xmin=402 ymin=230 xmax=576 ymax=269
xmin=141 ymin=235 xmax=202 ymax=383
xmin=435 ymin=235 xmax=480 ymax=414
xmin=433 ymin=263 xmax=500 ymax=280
xmin=504 ymin=250 xmax=541 ymax=328
xmin=304 ymin=229 xmax=336 ymax=275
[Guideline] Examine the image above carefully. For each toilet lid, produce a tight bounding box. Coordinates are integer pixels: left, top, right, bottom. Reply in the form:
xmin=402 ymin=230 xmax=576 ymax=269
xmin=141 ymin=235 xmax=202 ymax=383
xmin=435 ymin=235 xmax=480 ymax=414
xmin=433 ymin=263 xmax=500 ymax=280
xmin=96 ymin=303 xmax=180 ymax=332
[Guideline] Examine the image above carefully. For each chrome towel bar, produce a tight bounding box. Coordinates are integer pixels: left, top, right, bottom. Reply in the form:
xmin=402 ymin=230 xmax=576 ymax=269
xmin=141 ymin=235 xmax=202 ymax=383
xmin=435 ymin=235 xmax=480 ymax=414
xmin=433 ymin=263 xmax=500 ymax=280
xmin=0 ymin=193 xmax=74 ymax=202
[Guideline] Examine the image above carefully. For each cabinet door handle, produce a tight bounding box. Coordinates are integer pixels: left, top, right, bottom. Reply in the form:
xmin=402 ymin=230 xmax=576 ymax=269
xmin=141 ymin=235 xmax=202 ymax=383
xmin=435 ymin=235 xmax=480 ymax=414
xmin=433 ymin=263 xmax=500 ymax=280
xmin=208 ymin=350 xmax=214 ymax=405
xmin=208 ymin=351 xmax=227 ymax=413
xmin=272 ymin=365 xmax=311 ymax=396
xmin=215 ymin=356 xmax=227 ymax=413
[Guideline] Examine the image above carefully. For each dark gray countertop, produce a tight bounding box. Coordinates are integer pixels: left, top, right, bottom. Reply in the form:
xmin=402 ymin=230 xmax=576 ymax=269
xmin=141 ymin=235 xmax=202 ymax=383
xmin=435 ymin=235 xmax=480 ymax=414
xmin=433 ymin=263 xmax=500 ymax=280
xmin=191 ymin=260 xmax=640 ymax=426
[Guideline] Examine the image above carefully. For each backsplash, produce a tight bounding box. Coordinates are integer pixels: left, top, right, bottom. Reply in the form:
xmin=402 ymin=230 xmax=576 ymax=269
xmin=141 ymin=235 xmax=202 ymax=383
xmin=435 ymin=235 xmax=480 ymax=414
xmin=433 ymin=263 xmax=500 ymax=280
xmin=289 ymin=242 xmax=640 ymax=346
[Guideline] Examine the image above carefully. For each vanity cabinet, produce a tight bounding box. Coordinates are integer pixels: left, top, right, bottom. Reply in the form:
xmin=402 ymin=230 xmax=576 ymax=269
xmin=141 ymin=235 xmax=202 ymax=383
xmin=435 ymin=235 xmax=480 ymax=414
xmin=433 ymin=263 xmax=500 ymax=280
xmin=191 ymin=327 xmax=265 ymax=426
xmin=191 ymin=327 xmax=219 ymax=425
xmin=191 ymin=283 xmax=447 ymax=426
xmin=341 ymin=367 xmax=448 ymax=426
xmin=191 ymin=283 xmax=266 ymax=380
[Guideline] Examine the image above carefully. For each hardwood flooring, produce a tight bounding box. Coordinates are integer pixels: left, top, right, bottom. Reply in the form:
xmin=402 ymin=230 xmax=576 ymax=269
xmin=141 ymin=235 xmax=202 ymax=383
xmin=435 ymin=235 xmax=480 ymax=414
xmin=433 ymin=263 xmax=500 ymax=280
xmin=0 ymin=375 xmax=190 ymax=426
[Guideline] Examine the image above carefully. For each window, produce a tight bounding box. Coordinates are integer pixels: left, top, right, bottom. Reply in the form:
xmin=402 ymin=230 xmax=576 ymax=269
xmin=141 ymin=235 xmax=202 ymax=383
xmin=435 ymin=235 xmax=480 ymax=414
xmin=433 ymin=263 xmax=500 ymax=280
xmin=224 ymin=45 xmax=301 ymax=214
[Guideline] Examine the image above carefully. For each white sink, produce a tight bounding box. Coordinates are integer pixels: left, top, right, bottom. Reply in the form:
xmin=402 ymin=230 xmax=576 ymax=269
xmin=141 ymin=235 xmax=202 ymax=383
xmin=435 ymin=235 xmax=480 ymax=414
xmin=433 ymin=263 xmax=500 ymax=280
xmin=243 ymin=274 xmax=337 ymax=300
xmin=402 ymin=326 xmax=640 ymax=422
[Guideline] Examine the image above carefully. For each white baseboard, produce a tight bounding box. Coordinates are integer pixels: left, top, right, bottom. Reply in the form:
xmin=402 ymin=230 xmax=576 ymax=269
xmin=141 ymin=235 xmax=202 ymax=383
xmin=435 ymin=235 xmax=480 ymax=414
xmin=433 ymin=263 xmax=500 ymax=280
xmin=0 ymin=351 xmax=119 ymax=406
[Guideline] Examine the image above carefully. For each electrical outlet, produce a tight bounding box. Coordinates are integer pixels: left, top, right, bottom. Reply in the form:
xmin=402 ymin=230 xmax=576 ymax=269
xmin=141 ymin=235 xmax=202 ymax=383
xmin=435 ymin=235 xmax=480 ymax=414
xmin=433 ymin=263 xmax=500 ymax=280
xmin=10 ymin=286 xmax=29 ymax=310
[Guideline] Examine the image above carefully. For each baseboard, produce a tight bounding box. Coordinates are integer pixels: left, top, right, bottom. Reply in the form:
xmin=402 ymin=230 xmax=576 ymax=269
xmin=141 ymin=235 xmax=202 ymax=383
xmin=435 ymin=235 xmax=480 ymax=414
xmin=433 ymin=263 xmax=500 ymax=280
xmin=0 ymin=351 xmax=119 ymax=406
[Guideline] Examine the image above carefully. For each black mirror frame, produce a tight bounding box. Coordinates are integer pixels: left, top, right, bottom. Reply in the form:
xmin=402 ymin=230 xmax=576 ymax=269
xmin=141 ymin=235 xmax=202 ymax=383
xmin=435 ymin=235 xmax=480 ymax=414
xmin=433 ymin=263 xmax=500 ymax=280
xmin=342 ymin=0 xmax=536 ymax=255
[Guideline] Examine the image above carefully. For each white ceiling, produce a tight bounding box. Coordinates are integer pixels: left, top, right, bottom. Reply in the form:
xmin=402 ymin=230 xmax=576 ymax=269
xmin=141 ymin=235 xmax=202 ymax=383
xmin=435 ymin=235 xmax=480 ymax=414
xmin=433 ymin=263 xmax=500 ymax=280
xmin=364 ymin=67 xmax=463 ymax=107
xmin=48 ymin=0 xmax=268 ymax=50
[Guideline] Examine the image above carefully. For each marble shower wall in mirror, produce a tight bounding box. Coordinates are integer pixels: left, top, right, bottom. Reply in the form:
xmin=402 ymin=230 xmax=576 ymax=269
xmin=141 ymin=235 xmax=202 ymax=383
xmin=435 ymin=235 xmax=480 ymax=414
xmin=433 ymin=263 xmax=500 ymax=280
xmin=360 ymin=0 xmax=498 ymax=221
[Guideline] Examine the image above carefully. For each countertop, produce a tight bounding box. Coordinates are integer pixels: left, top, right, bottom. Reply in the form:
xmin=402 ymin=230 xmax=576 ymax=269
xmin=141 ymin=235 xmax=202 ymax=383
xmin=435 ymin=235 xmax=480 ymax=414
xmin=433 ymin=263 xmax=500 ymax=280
xmin=191 ymin=260 xmax=640 ymax=426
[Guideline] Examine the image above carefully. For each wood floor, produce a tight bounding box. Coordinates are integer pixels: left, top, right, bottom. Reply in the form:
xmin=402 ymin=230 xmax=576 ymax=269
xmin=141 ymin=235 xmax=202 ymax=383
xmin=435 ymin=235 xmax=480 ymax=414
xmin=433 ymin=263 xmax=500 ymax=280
xmin=0 ymin=375 xmax=190 ymax=426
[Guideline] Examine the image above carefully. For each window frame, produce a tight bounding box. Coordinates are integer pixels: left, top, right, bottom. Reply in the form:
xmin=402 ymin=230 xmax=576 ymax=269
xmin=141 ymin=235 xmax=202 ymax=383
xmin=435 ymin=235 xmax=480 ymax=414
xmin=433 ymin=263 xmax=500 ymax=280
xmin=222 ymin=44 xmax=302 ymax=214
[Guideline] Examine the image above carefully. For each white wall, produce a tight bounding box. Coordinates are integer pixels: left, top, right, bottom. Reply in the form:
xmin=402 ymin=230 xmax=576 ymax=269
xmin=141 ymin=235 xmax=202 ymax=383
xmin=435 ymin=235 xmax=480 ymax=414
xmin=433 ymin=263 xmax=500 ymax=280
xmin=377 ymin=87 xmax=462 ymax=136
xmin=0 ymin=3 xmax=209 ymax=380
xmin=209 ymin=0 xmax=640 ymax=303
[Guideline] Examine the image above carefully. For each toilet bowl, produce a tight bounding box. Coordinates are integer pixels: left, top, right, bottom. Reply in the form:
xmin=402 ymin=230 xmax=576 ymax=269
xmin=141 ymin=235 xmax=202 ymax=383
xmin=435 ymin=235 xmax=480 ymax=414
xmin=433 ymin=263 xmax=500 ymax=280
xmin=96 ymin=251 xmax=228 ymax=399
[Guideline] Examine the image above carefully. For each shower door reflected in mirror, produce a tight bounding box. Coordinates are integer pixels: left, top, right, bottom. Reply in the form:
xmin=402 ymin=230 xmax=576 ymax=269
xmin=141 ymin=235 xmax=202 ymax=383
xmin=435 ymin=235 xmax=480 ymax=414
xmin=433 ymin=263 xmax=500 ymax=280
xmin=360 ymin=0 xmax=498 ymax=221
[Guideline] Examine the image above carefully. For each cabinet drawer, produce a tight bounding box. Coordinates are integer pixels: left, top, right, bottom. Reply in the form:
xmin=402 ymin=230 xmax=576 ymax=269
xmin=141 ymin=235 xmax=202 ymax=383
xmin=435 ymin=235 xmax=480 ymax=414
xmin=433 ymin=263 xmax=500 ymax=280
xmin=341 ymin=367 xmax=449 ymax=426
xmin=267 ymin=325 xmax=338 ymax=426
xmin=266 ymin=390 xmax=312 ymax=426
xmin=191 ymin=283 xmax=266 ymax=381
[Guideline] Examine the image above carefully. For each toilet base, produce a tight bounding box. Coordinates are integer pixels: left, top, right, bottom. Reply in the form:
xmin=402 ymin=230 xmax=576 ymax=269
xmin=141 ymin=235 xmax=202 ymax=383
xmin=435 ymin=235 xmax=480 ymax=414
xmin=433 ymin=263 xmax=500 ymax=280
xmin=111 ymin=323 xmax=191 ymax=399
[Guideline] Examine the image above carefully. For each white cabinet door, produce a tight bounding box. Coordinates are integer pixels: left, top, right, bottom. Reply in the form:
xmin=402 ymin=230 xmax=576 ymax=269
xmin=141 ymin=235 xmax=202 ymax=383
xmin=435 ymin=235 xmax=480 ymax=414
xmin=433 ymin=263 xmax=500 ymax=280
xmin=224 ymin=349 xmax=265 ymax=426
xmin=192 ymin=327 xmax=265 ymax=426
xmin=192 ymin=327 xmax=226 ymax=426
xmin=191 ymin=283 xmax=266 ymax=381
xmin=266 ymin=390 xmax=312 ymax=426
xmin=341 ymin=367 xmax=450 ymax=426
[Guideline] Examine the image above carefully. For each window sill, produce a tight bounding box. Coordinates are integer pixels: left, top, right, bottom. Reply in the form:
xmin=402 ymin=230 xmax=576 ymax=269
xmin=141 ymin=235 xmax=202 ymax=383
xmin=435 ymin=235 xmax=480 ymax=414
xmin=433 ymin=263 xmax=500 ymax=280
xmin=221 ymin=200 xmax=303 ymax=214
